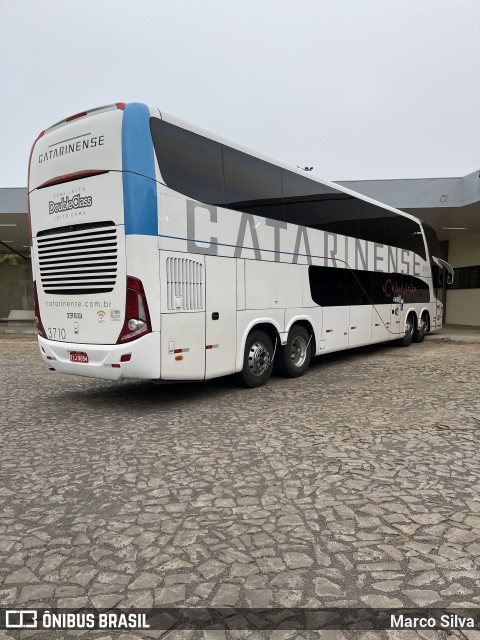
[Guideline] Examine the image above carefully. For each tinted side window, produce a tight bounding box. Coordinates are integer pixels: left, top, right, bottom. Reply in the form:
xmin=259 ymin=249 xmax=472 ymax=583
xmin=388 ymin=274 xmax=430 ymax=303
xmin=223 ymin=147 xmax=284 ymax=220
xmin=346 ymin=268 xmax=370 ymax=305
xmin=355 ymin=201 xmax=392 ymax=245
xmin=385 ymin=216 xmax=425 ymax=260
xmin=150 ymin=118 xmax=225 ymax=205
xmin=310 ymin=266 xmax=431 ymax=307
xmin=309 ymin=266 xmax=346 ymax=306
xmin=321 ymin=189 xmax=426 ymax=259
xmin=422 ymin=222 xmax=441 ymax=259
xmin=324 ymin=189 xmax=360 ymax=237
xmin=324 ymin=191 xmax=393 ymax=246
xmin=282 ymin=170 xmax=328 ymax=229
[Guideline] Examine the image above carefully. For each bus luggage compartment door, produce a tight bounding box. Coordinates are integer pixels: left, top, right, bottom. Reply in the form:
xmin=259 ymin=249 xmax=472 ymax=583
xmin=205 ymin=256 xmax=237 ymax=379
xmin=371 ymin=304 xmax=392 ymax=343
xmin=160 ymin=251 xmax=205 ymax=380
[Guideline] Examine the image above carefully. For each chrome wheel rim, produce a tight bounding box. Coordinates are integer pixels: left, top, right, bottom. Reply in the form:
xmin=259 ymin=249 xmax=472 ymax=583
xmin=291 ymin=335 xmax=307 ymax=367
xmin=406 ymin=319 xmax=414 ymax=337
xmin=248 ymin=341 xmax=272 ymax=376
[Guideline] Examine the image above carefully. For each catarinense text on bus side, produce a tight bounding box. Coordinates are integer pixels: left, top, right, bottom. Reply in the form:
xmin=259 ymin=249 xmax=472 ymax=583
xmin=185 ymin=202 xmax=424 ymax=276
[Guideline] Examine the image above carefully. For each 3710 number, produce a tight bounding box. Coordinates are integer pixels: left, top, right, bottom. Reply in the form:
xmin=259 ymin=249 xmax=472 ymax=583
xmin=47 ymin=327 xmax=66 ymax=340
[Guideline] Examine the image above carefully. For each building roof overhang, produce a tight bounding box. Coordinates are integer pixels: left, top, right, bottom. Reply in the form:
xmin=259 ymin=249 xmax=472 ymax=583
xmin=338 ymin=170 xmax=480 ymax=241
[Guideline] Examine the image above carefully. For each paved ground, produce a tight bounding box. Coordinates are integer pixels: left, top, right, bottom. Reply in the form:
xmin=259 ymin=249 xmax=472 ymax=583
xmin=0 ymin=334 xmax=480 ymax=639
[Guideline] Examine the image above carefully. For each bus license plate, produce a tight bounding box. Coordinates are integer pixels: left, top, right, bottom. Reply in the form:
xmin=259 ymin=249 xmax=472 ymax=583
xmin=70 ymin=351 xmax=88 ymax=363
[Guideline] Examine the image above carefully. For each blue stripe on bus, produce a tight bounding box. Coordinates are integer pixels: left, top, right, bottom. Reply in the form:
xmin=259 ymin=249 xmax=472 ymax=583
xmin=122 ymin=103 xmax=158 ymax=236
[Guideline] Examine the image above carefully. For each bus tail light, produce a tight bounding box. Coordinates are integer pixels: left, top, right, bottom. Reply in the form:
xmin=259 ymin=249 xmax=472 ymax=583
xmin=65 ymin=111 xmax=88 ymax=122
xmin=27 ymin=129 xmax=45 ymax=245
xmin=33 ymin=281 xmax=46 ymax=338
xmin=37 ymin=170 xmax=109 ymax=190
xmin=117 ymin=276 xmax=152 ymax=343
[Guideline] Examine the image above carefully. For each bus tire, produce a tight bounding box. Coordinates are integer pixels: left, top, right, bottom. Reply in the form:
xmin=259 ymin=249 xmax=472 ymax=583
xmin=412 ymin=315 xmax=426 ymax=343
xmin=235 ymin=330 xmax=274 ymax=388
xmin=276 ymin=325 xmax=312 ymax=378
xmin=423 ymin=313 xmax=431 ymax=334
xmin=397 ymin=314 xmax=414 ymax=347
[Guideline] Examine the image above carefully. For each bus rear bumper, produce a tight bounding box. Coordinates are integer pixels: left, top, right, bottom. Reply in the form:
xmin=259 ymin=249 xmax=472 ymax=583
xmin=38 ymin=332 xmax=161 ymax=380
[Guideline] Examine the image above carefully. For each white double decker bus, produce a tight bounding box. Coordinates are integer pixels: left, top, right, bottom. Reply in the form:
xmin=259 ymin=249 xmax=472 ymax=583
xmin=28 ymin=102 xmax=453 ymax=387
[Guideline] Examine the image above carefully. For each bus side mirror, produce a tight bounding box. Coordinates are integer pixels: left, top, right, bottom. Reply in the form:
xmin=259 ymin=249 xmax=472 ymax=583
xmin=433 ymin=257 xmax=454 ymax=287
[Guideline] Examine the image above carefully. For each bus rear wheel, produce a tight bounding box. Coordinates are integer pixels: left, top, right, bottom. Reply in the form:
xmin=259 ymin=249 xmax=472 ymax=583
xmin=397 ymin=314 xmax=414 ymax=347
xmin=412 ymin=315 xmax=426 ymax=343
xmin=235 ymin=330 xmax=274 ymax=388
xmin=276 ymin=325 xmax=312 ymax=378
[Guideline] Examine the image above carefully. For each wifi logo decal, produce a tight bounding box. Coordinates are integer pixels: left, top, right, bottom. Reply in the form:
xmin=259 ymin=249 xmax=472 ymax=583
xmin=97 ymin=310 xmax=106 ymax=323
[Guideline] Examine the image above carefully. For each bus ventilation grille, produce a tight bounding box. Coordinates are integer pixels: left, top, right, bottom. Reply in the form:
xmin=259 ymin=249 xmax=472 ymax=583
xmin=166 ymin=257 xmax=204 ymax=311
xmin=36 ymin=222 xmax=117 ymax=295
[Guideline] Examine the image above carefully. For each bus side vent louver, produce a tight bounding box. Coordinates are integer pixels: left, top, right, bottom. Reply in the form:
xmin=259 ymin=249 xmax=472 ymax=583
xmin=166 ymin=257 xmax=204 ymax=311
xmin=36 ymin=222 xmax=117 ymax=295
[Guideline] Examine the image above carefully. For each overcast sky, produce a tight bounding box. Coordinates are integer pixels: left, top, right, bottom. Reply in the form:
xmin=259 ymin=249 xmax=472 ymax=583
xmin=1 ymin=0 xmax=479 ymax=187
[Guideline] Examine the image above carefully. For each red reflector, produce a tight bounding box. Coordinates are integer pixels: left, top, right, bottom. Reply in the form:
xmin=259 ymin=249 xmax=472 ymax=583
xmin=33 ymin=281 xmax=46 ymax=338
xmin=66 ymin=111 xmax=87 ymax=122
xmin=173 ymin=348 xmax=183 ymax=354
xmin=111 ymin=364 xmax=121 ymax=368
xmin=206 ymin=345 xmax=213 ymax=350
xmin=127 ymin=277 xmax=144 ymax=293
xmin=27 ymin=130 xmax=45 ymax=245
xmin=120 ymin=354 xmax=132 ymax=362
xmin=37 ymin=170 xmax=108 ymax=189
xmin=116 ymin=102 xmax=126 ymax=110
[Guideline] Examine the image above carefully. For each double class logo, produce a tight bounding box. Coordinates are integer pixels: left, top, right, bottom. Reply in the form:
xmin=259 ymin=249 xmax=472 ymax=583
xmin=49 ymin=194 xmax=93 ymax=214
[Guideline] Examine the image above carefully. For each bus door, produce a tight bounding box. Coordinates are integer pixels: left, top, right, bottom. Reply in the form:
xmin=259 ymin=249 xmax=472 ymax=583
xmin=389 ymin=274 xmax=405 ymax=339
xmin=204 ymin=256 xmax=237 ymax=379
xmin=319 ymin=267 xmax=349 ymax=353
xmin=371 ymin=304 xmax=392 ymax=342
xmin=347 ymin=270 xmax=371 ymax=348
xmin=159 ymin=251 xmax=206 ymax=380
xmin=390 ymin=300 xmax=404 ymax=338
xmin=373 ymin=273 xmax=397 ymax=342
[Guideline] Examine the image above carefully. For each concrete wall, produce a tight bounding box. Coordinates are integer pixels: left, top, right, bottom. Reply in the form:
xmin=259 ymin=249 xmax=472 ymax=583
xmin=446 ymin=233 xmax=480 ymax=326
xmin=448 ymin=233 xmax=480 ymax=266
xmin=0 ymin=263 xmax=33 ymax=318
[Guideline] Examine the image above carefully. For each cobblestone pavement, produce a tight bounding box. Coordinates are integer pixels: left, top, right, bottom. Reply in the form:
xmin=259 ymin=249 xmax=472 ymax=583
xmin=1 ymin=335 xmax=479 ymax=640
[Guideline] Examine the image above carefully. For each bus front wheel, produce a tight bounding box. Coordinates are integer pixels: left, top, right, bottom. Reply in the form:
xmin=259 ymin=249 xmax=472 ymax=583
xmin=276 ymin=325 xmax=312 ymax=378
xmin=235 ymin=330 xmax=274 ymax=388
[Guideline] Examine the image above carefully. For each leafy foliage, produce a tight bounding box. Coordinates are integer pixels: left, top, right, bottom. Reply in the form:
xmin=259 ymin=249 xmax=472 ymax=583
xmin=0 ymin=254 xmax=24 ymax=265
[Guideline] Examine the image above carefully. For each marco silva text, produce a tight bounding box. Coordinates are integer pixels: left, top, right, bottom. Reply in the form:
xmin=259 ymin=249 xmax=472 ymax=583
xmin=391 ymin=614 xmax=475 ymax=629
